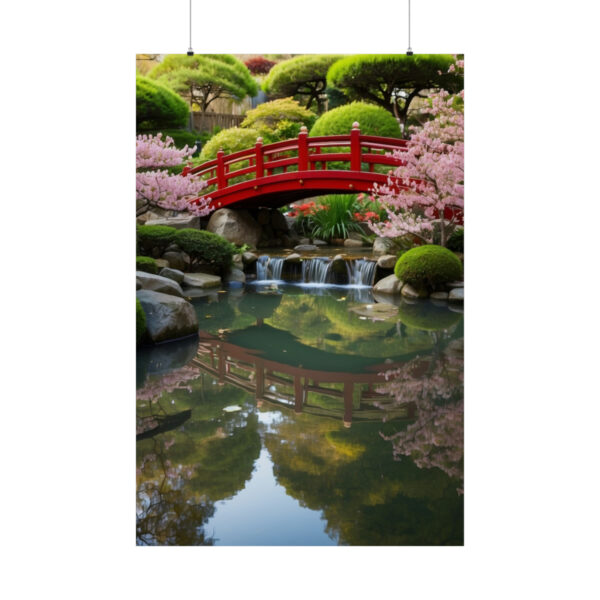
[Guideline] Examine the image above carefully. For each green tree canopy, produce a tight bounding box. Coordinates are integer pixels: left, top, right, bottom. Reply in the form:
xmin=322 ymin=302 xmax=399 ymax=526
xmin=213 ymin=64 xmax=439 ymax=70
xmin=327 ymin=54 xmax=461 ymax=135
xmin=262 ymin=54 xmax=343 ymax=112
xmin=136 ymin=75 xmax=189 ymax=131
xmin=241 ymin=97 xmax=316 ymax=141
xmin=148 ymin=54 xmax=258 ymax=113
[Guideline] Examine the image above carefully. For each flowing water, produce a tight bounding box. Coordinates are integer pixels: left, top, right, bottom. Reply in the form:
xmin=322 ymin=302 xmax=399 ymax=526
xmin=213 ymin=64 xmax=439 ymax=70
xmin=136 ymin=282 xmax=464 ymax=546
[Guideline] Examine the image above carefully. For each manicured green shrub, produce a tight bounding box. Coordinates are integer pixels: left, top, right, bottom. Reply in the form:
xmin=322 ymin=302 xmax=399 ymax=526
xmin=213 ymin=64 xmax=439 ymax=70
xmin=136 ymin=75 xmax=189 ymax=130
xmin=309 ymin=102 xmax=402 ymax=138
xmin=197 ymin=127 xmax=262 ymax=162
xmin=446 ymin=227 xmax=464 ymax=253
xmin=241 ymin=98 xmax=316 ymax=141
xmin=136 ymin=225 xmax=177 ymax=255
xmin=136 ymin=256 xmax=158 ymax=274
xmin=175 ymin=229 xmax=236 ymax=274
xmin=394 ymin=245 xmax=463 ymax=289
xmin=136 ymin=299 xmax=147 ymax=344
xmin=398 ymin=300 xmax=462 ymax=331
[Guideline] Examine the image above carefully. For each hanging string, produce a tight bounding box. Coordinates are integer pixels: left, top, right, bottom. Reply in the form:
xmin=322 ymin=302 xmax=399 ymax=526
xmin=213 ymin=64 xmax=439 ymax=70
xmin=187 ymin=0 xmax=194 ymax=55
xmin=406 ymin=0 xmax=413 ymax=55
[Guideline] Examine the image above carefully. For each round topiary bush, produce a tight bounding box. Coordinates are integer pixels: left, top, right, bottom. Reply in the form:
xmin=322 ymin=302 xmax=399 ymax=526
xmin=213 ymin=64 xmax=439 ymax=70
xmin=136 ymin=225 xmax=177 ymax=256
xmin=198 ymin=127 xmax=262 ymax=162
xmin=394 ymin=245 xmax=463 ymax=289
xmin=136 ymin=299 xmax=147 ymax=345
xmin=175 ymin=229 xmax=236 ymax=275
xmin=136 ymin=256 xmax=158 ymax=274
xmin=136 ymin=75 xmax=189 ymax=130
xmin=309 ymin=102 xmax=402 ymax=138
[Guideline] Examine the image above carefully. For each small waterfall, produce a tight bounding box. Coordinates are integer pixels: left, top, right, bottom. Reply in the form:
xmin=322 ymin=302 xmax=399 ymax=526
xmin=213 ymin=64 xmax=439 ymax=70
xmin=256 ymin=255 xmax=269 ymax=281
xmin=301 ymin=258 xmax=332 ymax=284
xmin=347 ymin=259 xmax=377 ymax=286
xmin=270 ymin=257 xmax=285 ymax=280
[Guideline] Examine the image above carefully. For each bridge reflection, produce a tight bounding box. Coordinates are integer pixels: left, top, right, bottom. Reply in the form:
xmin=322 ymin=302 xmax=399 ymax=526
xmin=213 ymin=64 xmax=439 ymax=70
xmin=193 ymin=330 xmax=415 ymax=427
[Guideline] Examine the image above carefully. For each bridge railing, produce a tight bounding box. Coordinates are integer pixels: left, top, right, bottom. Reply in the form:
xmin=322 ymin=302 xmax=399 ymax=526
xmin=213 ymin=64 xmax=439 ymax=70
xmin=183 ymin=123 xmax=408 ymax=195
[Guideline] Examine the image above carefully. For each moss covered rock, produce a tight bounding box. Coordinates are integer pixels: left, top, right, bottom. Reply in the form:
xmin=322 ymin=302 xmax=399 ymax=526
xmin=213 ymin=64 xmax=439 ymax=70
xmin=394 ymin=245 xmax=462 ymax=290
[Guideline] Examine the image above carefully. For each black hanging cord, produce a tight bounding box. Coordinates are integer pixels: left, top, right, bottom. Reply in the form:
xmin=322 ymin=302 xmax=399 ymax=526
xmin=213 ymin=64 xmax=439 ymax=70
xmin=406 ymin=0 xmax=413 ymax=55
xmin=187 ymin=0 xmax=194 ymax=55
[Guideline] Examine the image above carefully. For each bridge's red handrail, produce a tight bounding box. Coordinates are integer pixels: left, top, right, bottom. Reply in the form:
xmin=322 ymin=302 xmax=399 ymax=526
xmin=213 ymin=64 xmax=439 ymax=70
xmin=184 ymin=124 xmax=409 ymax=197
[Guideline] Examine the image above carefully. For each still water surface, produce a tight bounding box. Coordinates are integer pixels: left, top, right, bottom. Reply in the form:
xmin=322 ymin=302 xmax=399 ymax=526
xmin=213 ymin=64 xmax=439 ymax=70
xmin=136 ymin=283 xmax=464 ymax=545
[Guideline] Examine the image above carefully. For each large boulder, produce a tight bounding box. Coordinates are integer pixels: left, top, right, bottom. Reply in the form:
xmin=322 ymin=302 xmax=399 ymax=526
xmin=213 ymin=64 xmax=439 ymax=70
xmin=224 ymin=267 xmax=246 ymax=285
xmin=182 ymin=272 xmax=222 ymax=289
xmin=161 ymin=251 xmax=189 ymax=271
xmin=207 ymin=208 xmax=261 ymax=247
xmin=373 ymin=274 xmax=404 ymax=295
xmin=136 ymin=271 xmax=184 ymax=297
xmin=271 ymin=209 xmax=289 ymax=231
xmin=377 ymin=254 xmax=398 ymax=269
xmin=159 ymin=267 xmax=185 ymax=284
xmin=136 ymin=289 xmax=199 ymax=344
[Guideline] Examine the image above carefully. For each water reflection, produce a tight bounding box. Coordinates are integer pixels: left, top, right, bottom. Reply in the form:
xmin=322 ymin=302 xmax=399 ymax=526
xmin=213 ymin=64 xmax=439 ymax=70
xmin=136 ymin=287 xmax=464 ymax=545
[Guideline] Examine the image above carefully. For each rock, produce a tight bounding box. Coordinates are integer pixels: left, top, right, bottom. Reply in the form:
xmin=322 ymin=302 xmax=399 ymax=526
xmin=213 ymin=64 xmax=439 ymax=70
xmin=164 ymin=243 xmax=181 ymax=253
xmin=299 ymin=238 xmax=310 ymax=245
xmin=347 ymin=231 xmax=363 ymax=242
xmin=448 ymin=303 xmax=464 ymax=314
xmin=271 ymin=210 xmax=289 ymax=231
xmin=136 ymin=278 xmax=142 ymax=290
xmin=162 ymin=251 xmax=189 ymax=272
xmin=145 ymin=215 xmax=201 ymax=230
xmin=242 ymin=251 xmax=258 ymax=265
xmin=136 ymin=271 xmax=184 ymax=297
xmin=257 ymin=209 xmax=270 ymax=225
xmin=182 ymin=272 xmax=222 ymax=289
xmin=284 ymin=253 xmax=301 ymax=263
xmin=449 ymin=287 xmax=464 ymax=302
xmin=401 ymin=284 xmax=429 ymax=299
xmin=331 ymin=238 xmax=345 ymax=246
xmin=136 ymin=290 xmax=199 ymax=344
xmin=430 ymin=291 xmax=449 ymax=300
xmin=136 ymin=197 xmax=149 ymax=216
xmin=313 ymin=239 xmax=328 ymax=246
xmin=155 ymin=259 xmax=169 ymax=270
xmin=224 ymin=267 xmax=246 ymax=285
xmin=330 ymin=255 xmax=347 ymax=274
xmin=344 ymin=238 xmax=364 ymax=248
xmin=207 ymin=208 xmax=261 ymax=247
xmin=232 ymin=253 xmax=243 ymax=266
xmin=447 ymin=281 xmax=464 ymax=289
xmin=285 ymin=216 xmax=297 ymax=230
xmin=372 ymin=291 xmax=402 ymax=306
xmin=294 ymin=244 xmax=317 ymax=251
xmin=373 ymin=274 xmax=404 ymax=295
xmin=373 ymin=237 xmax=397 ymax=255
xmin=159 ymin=267 xmax=185 ymax=284
xmin=377 ymin=254 xmax=397 ymax=269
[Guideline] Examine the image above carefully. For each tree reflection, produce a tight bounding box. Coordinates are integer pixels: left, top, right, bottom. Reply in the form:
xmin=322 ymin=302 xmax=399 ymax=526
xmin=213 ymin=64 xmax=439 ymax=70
xmin=376 ymin=339 xmax=464 ymax=492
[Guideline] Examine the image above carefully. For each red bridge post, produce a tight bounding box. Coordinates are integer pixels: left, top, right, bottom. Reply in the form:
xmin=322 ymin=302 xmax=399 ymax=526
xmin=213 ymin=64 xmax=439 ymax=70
xmin=350 ymin=122 xmax=361 ymax=172
xmin=298 ymin=126 xmax=308 ymax=171
xmin=216 ymin=149 xmax=226 ymax=190
xmin=255 ymin=137 xmax=264 ymax=179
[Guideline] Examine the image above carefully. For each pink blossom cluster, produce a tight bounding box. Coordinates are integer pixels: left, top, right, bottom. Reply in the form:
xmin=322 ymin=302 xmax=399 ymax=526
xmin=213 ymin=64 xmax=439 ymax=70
xmin=369 ymin=57 xmax=464 ymax=246
xmin=136 ymin=133 xmax=212 ymax=216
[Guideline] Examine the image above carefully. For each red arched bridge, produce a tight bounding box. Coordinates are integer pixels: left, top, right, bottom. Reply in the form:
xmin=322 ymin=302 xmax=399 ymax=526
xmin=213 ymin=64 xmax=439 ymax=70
xmin=182 ymin=123 xmax=409 ymax=210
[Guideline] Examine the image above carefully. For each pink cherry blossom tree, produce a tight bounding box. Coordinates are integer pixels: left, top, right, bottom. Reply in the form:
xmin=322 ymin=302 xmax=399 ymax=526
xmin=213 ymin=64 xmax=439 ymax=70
xmin=136 ymin=133 xmax=212 ymax=216
xmin=368 ymin=58 xmax=464 ymax=247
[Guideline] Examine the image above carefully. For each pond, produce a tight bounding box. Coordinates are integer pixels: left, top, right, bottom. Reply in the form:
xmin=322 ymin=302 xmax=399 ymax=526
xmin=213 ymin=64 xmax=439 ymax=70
xmin=136 ymin=281 xmax=464 ymax=546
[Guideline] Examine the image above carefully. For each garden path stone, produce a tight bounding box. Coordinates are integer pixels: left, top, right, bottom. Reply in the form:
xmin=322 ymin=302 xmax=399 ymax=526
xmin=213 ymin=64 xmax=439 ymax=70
xmin=145 ymin=216 xmax=201 ymax=230
xmin=136 ymin=290 xmax=199 ymax=344
xmin=182 ymin=272 xmax=222 ymax=289
xmin=373 ymin=274 xmax=404 ymax=295
xmin=449 ymin=288 xmax=464 ymax=302
xmin=136 ymin=271 xmax=184 ymax=297
xmin=159 ymin=267 xmax=185 ymax=284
